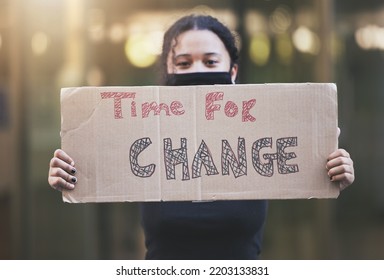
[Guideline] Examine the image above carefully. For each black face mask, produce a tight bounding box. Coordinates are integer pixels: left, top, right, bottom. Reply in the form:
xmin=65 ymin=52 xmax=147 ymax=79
xmin=165 ymin=72 xmax=233 ymax=86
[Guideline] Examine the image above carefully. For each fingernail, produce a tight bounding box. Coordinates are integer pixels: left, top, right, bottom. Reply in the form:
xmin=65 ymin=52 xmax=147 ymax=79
xmin=71 ymin=177 xmax=77 ymax=183
xmin=71 ymin=168 xmax=76 ymax=174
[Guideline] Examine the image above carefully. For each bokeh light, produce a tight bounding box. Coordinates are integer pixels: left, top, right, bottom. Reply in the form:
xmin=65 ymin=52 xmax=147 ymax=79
xmin=124 ymin=33 xmax=160 ymax=68
xmin=109 ymin=23 xmax=126 ymax=44
xmin=249 ymin=32 xmax=270 ymax=66
xmin=245 ymin=11 xmax=267 ymax=35
xmin=88 ymin=8 xmax=106 ymax=43
xmin=275 ymin=33 xmax=293 ymax=64
xmin=292 ymin=26 xmax=320 ymax=55
xmin=86 ymin=66 xmax=105 ymax=86
xmin=31 ymin=31 xmax=49 ymax=56
xmin=355 ymin=25 xmax=384 ymax=50
xmin=269 ymin=5 xmax=292 ymax=34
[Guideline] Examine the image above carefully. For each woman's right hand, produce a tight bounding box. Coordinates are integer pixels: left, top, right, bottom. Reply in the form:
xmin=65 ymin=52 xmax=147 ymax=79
xmin=48 ymin=149 xmax=77 ymax=191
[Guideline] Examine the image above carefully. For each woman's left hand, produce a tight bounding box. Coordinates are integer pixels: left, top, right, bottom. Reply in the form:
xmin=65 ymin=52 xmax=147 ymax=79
xmin=326 ymin=148 xmax=354 ymax=191
xmin=327 ymin=128 xmax=355 ymax=191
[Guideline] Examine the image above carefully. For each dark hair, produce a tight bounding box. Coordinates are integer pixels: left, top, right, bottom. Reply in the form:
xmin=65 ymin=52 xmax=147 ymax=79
xmin=160 ymin=14 xmax=239 ymax=83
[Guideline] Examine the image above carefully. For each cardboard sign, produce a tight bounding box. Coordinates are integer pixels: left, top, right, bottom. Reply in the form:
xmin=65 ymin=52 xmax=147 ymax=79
xmin=61 ymin=83 xmax=339 ymax=203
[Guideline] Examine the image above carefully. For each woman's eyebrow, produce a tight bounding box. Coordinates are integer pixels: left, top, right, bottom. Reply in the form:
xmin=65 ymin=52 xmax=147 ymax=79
xmin=204 ymin=52 xmax=221 ymax=57
xmin=174 ymin=52 xmax=222 ymax=58
xmin=174 ymin=54 xmax=191 ymax=59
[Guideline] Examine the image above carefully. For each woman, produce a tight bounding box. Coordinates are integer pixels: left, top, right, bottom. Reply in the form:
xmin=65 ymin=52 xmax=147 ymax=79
xmin=48 ymin=15 xmax=355 ymax=259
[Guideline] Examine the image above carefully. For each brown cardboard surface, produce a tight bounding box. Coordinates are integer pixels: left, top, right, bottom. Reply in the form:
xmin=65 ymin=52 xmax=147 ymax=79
xmin=61 ymin=83 xmax=339 ymax=203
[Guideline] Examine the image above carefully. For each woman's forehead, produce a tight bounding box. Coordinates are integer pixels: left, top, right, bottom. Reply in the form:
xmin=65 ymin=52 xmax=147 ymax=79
xmin=172 ymin=29 xmax=227 ymax=54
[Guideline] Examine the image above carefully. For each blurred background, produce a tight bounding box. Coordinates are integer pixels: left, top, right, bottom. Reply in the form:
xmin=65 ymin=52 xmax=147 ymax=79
xmin=0 ymin=0 xmax=383 ymax=260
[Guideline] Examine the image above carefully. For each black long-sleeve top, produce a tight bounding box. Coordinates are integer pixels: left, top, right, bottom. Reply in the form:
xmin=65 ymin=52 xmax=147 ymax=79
xmin=140 ymin=200 xmax=268 ymax=260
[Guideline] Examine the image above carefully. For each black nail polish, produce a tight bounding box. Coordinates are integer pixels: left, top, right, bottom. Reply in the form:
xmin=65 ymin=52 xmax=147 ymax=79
xmin=71 ymin=177 xmax=77 ymax=183
xmin=71 ymin=168 xmax=76 ymax=174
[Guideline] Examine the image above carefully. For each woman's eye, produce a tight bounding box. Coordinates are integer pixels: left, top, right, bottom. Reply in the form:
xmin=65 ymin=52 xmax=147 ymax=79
xmin=176 ymin=61 xmax=190 ymax=68
xmin=205 ymin=60 xmax=218 ymax=66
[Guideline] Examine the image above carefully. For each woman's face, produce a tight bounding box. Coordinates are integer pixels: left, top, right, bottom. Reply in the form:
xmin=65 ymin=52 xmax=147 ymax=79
xmin=167 ymin=29 xmax=238 ymax=82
